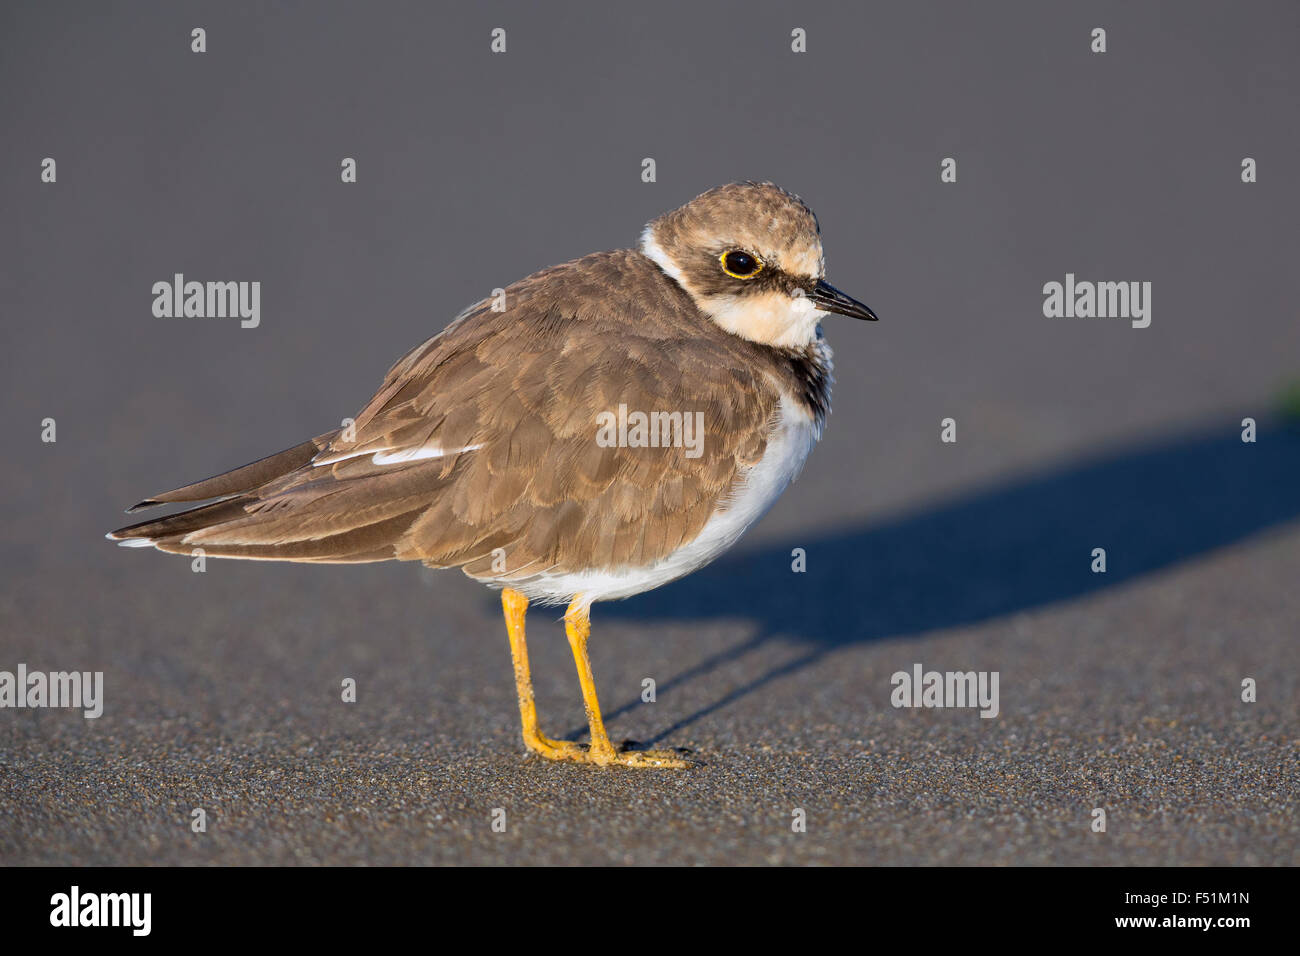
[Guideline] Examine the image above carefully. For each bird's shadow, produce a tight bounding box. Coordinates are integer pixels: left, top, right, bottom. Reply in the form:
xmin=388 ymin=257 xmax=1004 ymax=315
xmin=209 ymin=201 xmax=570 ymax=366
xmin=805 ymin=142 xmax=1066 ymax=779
xmin=573 ymin=418 xmax=1300 ymax=745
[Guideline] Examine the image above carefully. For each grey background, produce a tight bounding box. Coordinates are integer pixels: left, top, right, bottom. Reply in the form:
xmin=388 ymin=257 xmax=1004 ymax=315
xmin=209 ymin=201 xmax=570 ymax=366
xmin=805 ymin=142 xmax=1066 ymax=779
xmin=2 ymin=1 xmax=1298 ymax=865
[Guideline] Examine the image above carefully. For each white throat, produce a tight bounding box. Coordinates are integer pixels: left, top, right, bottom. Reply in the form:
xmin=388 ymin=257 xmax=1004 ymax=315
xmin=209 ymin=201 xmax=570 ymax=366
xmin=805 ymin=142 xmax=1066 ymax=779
xmin=703 ymin=290 xmax=824 ymax=349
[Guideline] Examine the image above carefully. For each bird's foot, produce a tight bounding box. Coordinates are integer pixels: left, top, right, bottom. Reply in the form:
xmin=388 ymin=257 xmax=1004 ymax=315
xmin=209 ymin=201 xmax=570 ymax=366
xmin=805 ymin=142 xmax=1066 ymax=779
xmin=524 ymin=734 xmax=692 ymax=768
xmin=523 ymin=733 xmax=587 ymax=761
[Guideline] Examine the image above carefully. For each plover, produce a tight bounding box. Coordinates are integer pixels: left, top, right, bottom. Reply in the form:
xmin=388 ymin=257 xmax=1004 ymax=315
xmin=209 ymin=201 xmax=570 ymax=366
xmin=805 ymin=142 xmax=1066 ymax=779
xmin=109 ymin=182 xmax=877 ymax=768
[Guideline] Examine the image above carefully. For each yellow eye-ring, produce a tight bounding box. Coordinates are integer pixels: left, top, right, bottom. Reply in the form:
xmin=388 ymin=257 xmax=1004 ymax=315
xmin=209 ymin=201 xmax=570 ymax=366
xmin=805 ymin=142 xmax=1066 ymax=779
xmin=720 ymin=250 xmax=764 ymax=279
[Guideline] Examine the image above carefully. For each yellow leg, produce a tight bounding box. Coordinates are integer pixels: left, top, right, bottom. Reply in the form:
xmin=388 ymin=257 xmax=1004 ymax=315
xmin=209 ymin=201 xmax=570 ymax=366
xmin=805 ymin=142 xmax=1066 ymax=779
xmin=501 ymin=588 xmax=583 ymax=760
xmin=561 ymin=597 xmax=691 ymax=769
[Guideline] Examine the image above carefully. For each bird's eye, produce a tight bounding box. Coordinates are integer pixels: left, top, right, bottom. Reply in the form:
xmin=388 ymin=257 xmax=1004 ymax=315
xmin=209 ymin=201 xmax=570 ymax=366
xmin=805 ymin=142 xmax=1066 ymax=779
xmin=721 ymin=250 xmax=764 ymax=279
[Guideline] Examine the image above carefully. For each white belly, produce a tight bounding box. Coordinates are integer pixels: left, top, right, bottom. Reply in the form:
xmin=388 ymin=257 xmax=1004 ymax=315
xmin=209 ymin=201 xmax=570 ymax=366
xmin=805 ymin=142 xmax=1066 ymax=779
xmin=513 ymin=392 xmax=820 ymax=607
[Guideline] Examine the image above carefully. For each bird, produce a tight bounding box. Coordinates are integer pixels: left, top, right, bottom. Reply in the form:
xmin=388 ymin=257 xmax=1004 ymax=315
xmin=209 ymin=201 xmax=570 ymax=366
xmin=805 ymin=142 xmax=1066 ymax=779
xmin=108 ymin=182 xmax=877 ymax=768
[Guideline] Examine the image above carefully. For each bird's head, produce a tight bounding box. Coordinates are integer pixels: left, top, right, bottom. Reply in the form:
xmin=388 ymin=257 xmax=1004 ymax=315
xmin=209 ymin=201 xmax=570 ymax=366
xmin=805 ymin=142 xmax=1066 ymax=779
xmin=639 ymin=181 xmax=876 ymax=349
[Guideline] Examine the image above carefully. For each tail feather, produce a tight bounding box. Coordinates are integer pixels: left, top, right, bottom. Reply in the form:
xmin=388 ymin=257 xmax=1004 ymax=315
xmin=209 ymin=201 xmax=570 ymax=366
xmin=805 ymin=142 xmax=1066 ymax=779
xmin=125 ymin=431 xmax=336 ymax=511
xmin=109 ymin=497 xmax=253 ymax=542
xmin=106 ymin=428 xmax=432 ymax=565
xmin=145 ymin=509 xmax=422 ymax=564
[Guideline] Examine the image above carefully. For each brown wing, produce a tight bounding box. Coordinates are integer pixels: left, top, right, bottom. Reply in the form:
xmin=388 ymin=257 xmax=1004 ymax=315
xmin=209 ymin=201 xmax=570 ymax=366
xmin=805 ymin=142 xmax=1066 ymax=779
xmin=109 ymin=251 xmax=781 ymax=573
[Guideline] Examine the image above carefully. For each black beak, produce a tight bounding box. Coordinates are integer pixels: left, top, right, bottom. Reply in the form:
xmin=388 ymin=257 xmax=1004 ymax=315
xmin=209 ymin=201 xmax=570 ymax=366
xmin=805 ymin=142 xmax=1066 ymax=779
xmin=810 ymin=279 xmax=878 ymax=321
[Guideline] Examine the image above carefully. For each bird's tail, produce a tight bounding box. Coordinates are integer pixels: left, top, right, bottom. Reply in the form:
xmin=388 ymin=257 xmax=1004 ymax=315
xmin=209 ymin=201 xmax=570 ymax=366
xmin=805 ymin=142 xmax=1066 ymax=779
xmin=104 ymin=429 xmax=407 ymax=563
xmin=120 ymin=433 xmax=332 ymax=514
